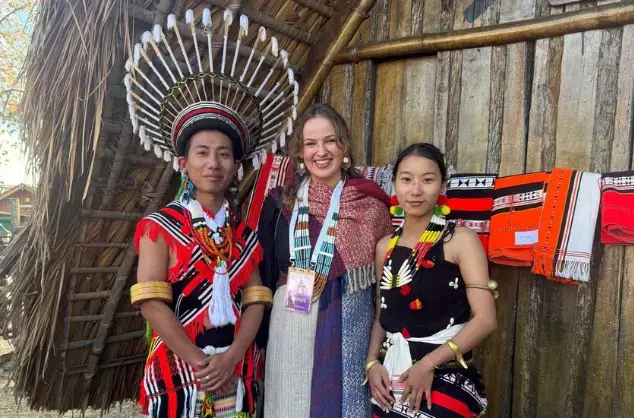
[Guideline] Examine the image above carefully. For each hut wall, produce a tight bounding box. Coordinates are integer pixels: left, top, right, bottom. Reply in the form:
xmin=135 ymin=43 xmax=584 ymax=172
xmin=321 ymin=0 xmax=634 ymax=417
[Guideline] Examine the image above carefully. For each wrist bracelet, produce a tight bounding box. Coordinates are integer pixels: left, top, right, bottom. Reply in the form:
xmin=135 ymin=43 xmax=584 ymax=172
xmin=424 ymin=355 xmax=439 ymax=370
xmin=446 ymin=339 xmax=469 ymax=369
xmin=362 ymin=359 xmax=381 ymax=386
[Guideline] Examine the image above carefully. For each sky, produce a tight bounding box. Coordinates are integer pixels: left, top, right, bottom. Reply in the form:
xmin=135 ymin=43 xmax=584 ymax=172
xmin=0 ymin=131 xmax=32 ymax=187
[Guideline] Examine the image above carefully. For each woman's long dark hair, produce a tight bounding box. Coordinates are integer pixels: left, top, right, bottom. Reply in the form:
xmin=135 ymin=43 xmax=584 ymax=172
xmin=392 ymin=143 xmax=447 ymax=182
xmin=282 ymin=103 xmax=361 ymax=211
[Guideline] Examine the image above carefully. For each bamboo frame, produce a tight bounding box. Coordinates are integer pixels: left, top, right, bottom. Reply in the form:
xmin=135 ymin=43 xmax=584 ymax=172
xmin=60 ymin=330 xmax=146 ymax=351
xmin=81 ymin=165 xmax=174 ymax=392
xmin=64 ymin=311 xmax=140 ymax=323
xmin=297 ymin=0 xmax=377 ymax=113
xmin=334 ymin=2 xmax=634 ymax=64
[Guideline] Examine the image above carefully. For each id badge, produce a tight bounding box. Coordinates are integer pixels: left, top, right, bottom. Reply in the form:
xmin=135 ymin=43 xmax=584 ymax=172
xmin=285 ymin=267 xmax=315 ymax=313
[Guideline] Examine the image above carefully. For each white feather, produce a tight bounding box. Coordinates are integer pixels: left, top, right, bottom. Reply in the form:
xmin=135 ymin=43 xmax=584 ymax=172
xmin=292 ymin=106 xmax=297 ymax=120
xmin=133 ymin=43 xmax=142 ymax=65
xmin=124 ymin=58 xmax=132 ymax=72
xmin=271 ymin=139 xmax=278 ymax=154
xmin=280 ymin=50 xmax=288 ymax=68
xmin=259 ymin=26 xmax=267 ymax=42
xmin=261 ymin=148 xmax=267 ymax=163
xmin=141 ymin=31 xmax=152 ymax=48
xmin=185 ymin=9 xmax=194 ymax=24
xmin=286 ymin=117 xmax=293 ymax=135
xmin=143 ymin=139 xmax=151 ymax=152
xmin=139 ymin=126 xmax=146 ymax=141
xmin=237 ymin=164 xmax=244 ymax=181
xmin=167 ymin=14 xmax=177 ymax=30
xmin=240 ymin=15 xmax=248 ymax=34
xmin=163 ymin=151 xmax=173 ymax=162
xmin=279 ymin=131 xmax=286 ymax=147
xmin=123 ymin=74 xmax=132 ymax=90
xmin=154 ymin=144 xmax=163 ymax=159
xmin=294 ymin=94 xmax=298 ymax=105
xmin=126 ymin=92 xmax=134 ymax=106
xmin=252 ymin=154 xmax=261 ymax=170
xmin=129 ymin=106 xmax=137 ymax=132
xmin=152 ymin=24 xmax=163 ymax=42
xmin=287 ymin=68 xmax=294 ymax=85
xmin=293 ymin=81 xmax=299 ymax=95
xmin=271 ymin=37 xmax=279 ymax=57
xmin=202 ymin=9 xmax=211 ymax=26
xmin=173 ymin=157 xmax=180 ymax=172
xmin=223 ymin=9 xmax=233 ymax=26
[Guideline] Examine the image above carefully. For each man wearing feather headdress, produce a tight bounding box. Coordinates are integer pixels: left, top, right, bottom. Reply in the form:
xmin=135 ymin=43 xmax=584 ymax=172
xmin=126 ymin=7 xmax=298 ymax=418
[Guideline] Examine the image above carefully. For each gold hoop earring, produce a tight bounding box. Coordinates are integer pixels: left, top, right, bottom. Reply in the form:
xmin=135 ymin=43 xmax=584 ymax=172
xmin=297 ymin=161 xmax=306 ymax=176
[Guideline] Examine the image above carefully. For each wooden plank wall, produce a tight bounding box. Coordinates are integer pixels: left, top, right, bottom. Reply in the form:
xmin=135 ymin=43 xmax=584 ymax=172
xmin=320 ymin=0 xmax=634 ymax=416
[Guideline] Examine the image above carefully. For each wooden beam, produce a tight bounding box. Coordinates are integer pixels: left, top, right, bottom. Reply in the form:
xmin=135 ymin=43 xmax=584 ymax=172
xmin=297 ymin=0 xmax=377 ymax=113
xmin=334 ymin=2 xmax=634 ymax=64
xmin=129 ymin=5 xmax=301 ymax=73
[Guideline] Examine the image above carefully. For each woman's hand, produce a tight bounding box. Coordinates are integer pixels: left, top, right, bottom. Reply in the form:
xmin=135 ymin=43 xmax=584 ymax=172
xmin=194 ymin=350 xmax=239 ymax=392
xmin=400 ymin=359 xmax=435 ymax=412
xmin=368 ymin=363 xmax=395 ymax=411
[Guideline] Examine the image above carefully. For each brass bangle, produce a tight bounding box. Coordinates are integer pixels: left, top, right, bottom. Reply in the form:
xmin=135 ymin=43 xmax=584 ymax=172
xmin=446 ymin=339 xmax=469 ymax=369
xmin=424 ymin=355 xmax=439 ymax=370
xmin=130 ymin=282 xmax=173 ymax=306
xmin=465 ymin=279 xmax=499 ymax=299
xmin=242 ymin=286 xmax=273 ymax=307
xmin=362 ymin=359 xmax=381 ymax=386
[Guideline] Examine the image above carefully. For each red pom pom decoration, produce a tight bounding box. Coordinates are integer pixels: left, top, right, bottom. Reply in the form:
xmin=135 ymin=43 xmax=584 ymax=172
xmin=400 ymin=285 xmax=412 ymax=296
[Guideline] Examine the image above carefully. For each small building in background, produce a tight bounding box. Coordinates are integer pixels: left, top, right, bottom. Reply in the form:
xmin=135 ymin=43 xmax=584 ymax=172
xmin=0 ymin=184 xmax=34 ymax=244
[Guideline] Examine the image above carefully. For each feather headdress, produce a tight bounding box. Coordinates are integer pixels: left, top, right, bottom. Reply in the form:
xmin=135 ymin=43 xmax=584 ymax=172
xmin=125 ymin=8 xmax=299 ymax=173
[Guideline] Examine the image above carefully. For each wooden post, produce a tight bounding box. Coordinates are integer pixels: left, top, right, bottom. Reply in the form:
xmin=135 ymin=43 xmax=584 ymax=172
xmin=9 ymin=198 xmax=20 ymax=234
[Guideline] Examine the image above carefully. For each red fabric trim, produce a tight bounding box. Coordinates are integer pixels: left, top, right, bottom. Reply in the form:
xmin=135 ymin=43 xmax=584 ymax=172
xmin=347 ymin=178 xmax=391 ymax=208
xmin=430 ymin=390 xmax=471 ymax=418
xmin=158 ymin=349 xmax=178 ymax=418
xmin=446 ymin=197 xmax=493 ymax=212
xmin=246 ymin=153 xmax=274 ymax=230
xmin=173 ymin=105 xmax=246 ymax=150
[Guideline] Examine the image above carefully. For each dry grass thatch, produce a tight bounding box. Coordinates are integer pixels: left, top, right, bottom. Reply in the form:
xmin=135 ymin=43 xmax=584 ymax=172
xmin=0 ymin=0 xmax=344 ymax=413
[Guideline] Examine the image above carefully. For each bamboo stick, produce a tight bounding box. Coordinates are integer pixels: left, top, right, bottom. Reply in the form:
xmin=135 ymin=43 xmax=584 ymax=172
xmin=334 ymin=2 xmax=634 ymax=64
xmin=292 ymin=0 xmax=333 ymax=17
xmin=81 ymin=209 xmax=143 ymax=221
xmin=60 ymin=330 xmax=146 ymax=351
xmin=74 ymin=242 xmax=128 ymax=249
xmin=66 ymin=355 xmax=148 ymax=376
xmin=297 ymin=0 xmax=377 ymax=113
xmin=81 ymin=164 xmax=174 ymax=392
xmin=67 ymin=291 xmax=114 ymax=301
xmin=64 ymin=311 xmax=140 ymax=323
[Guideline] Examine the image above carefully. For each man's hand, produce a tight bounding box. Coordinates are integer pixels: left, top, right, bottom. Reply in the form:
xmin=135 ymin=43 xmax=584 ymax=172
xmin=194 ymin=350 xmax=240 ymax=392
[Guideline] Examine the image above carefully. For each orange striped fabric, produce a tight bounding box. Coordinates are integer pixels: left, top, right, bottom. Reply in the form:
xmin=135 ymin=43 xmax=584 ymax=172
xmin=488 ymin=172 xmax=549 ymax=267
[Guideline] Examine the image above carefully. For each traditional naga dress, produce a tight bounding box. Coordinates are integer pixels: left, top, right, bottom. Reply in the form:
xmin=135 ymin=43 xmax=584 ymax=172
xmin=374 ymin=222 xmax=488 ymax=418
xmin=124 ymin=5 xmax=299 ymax=417
xmin=134 ymin=200 xmax=263 ymax=417
xmin=259 ymin=179 xmax=393 ymax=418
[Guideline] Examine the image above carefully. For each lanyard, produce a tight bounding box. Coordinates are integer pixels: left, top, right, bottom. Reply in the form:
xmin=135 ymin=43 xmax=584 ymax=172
xmin=288 ymin=179 xmax=344 ymax=269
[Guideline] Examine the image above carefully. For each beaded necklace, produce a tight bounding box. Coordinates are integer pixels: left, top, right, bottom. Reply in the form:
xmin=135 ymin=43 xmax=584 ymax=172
xmin=289 ymin=179 xmax=344 ymax=301
xmin=381 ymin=213 xmax=447 ymax=290
xmin=184 ymin=199 xmax=233 ymax=267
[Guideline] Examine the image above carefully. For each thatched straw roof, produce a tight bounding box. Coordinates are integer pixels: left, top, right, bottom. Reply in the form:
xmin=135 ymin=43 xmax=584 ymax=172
xmin=0 ymin=0 xmax=349 ymax=412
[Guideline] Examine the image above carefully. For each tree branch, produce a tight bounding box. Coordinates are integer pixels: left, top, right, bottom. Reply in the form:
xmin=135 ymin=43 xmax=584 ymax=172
xmin=0 ymin=6 xmax=26 ymax=27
